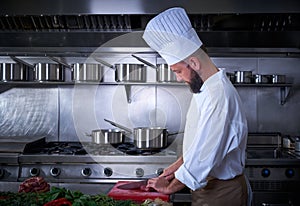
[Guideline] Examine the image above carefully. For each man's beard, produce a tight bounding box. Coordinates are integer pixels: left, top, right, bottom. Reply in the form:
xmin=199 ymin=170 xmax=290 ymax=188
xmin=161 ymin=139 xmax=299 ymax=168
xmin=188 ymin=69 xmax=203 ymax=93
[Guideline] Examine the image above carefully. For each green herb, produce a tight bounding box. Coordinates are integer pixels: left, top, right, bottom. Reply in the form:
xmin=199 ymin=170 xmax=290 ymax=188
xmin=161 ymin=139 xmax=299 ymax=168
xmin=0 ymin=187 xmax=140 ymax=206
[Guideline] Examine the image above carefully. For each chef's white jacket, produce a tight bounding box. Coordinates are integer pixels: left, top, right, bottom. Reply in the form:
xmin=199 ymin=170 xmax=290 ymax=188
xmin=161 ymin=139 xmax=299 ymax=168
xmin=175 ymin=70 xmax=248 ymax=191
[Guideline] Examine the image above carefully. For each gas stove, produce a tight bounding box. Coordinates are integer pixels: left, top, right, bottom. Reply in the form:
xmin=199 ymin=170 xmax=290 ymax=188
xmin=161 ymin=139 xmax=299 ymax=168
xmin=0 ymin=153 xmax=19 ymax=182
xmin=244 ymin=133 xmax=300 ymax=206
xmin=172 ymin=133 xmax=300 ymax=206
xmin=18 ymin=137 xmax=178 ymax=183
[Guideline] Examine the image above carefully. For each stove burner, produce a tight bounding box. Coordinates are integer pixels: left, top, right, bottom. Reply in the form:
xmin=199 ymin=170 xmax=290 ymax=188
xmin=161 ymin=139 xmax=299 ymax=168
xmin=83 ymin=143 xmax=124 ymax=155
xmin=23 ymin=139 xmax=166 ymax=156
xmin=24 ymin=142 xmax=87 ymax=155
xmin=114 ymin=143 xmax=163 ymax=155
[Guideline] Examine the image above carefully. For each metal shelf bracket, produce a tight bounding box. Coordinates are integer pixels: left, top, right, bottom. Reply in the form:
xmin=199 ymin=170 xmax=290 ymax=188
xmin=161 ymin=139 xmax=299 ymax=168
xmin=124 ymin=85 xmax=132 ymax=103
xmin=280 ymin=86 xmax=291 ymax=105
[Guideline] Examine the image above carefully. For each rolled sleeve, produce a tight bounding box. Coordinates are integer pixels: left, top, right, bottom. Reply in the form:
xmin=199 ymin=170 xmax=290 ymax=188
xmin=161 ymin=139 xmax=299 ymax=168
xmin=175 ymin=164 xmax=207 ymax=191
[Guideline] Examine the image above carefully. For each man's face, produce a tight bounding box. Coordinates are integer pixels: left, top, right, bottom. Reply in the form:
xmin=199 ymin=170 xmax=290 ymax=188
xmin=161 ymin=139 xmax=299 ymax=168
xmin=170 ymin=62 xmax=203 ymax=93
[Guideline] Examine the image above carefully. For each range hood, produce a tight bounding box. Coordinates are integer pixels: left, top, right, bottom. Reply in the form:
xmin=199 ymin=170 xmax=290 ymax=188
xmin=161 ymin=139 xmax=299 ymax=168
xmin=0 ymin=0 xmax=299 ymax=55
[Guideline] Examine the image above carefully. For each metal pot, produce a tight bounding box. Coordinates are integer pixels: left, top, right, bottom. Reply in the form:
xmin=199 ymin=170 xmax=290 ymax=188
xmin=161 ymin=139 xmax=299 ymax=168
xmin=89 ymin=129 xmax=125 ymax=145
xmin=235 ymin=71 xmax=253 ymax=83
xmin=133 ymin=127 xmax=168 ymax=149
xmin=226 ymin=72 xmax=235 ymax=83
xmin=254 ymin=74 xmax=272 ymax=84
xmin=72 ymin=63 xmax=104 ymax=82
xmin=0 ymin=63 xmax=29 ymax=81
xmin=34 ymin=63 xmax=65 ymax=82
xmin=156 ymin=64 xmax=178 ymax=82
xmin=272 ymin=74 xmax=286 ymax=84
xmin=104 ymin=119 xmax=173 ymax=149
xmin=295 ymin=140 xmax=300 ymax=152
xmin=115 ymin=64 xmax=146 ymax=82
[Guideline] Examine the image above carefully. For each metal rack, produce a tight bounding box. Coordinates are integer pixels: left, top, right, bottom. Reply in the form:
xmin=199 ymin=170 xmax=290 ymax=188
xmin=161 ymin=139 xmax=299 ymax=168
xmin=234 ymin=83 xmax=292 ymax=105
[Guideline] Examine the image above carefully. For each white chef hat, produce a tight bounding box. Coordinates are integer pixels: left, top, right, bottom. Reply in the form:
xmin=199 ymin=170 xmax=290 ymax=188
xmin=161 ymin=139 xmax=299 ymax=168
xmin=143 ymin=7 xmax=203 ymax=65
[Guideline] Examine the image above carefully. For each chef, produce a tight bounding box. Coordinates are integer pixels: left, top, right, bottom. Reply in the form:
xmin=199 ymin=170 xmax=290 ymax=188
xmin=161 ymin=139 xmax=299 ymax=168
xmin=143 ymin=7 xmax=249 ymax=206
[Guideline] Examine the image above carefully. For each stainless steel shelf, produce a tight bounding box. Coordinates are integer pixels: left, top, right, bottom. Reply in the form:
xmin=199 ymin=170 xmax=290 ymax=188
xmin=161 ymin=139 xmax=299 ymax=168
xmin=0 ymin=81 xmax=188 ymax=99
xmin=0 ymin=81 xmax=187 ymax=86
xmin=0 ymin=81 xmax=292 ymax=105
xmin=234 ymin=83 xmax=292 ymax=105
xmin=233 ymin=83 xmax=292 ymax=87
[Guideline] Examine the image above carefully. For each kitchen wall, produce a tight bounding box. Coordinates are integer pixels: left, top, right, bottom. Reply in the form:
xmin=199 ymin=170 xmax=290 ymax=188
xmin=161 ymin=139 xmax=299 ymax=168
xmin=0 ymin=56 xmax=299 ymax=142
xmin=213 ymin=57 xmax=300 ymax=135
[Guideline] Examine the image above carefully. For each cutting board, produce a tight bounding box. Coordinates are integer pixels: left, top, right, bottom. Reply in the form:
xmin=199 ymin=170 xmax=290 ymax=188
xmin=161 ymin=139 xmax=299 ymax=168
xmin=108 ymin=181 xmax=169 ymax=203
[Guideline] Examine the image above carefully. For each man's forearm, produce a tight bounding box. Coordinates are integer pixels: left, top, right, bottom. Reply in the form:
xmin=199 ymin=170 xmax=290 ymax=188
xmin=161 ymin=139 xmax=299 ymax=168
xmin=166 ymin=177 xmax=186 ymax=194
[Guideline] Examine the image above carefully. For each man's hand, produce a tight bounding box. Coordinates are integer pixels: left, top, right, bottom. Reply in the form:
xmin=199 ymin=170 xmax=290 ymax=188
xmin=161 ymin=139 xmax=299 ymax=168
xmin=146 ymin=175 xmax=186 ymax=195
xmin=146 ymin=176 xmax=171 ymax=194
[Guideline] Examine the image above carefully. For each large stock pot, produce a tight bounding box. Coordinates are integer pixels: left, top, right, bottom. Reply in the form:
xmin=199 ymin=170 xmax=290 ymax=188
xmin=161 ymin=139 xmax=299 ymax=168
xmin=72 ymin=63 xmax=104 ymax=82
xmin=235 ymin=71 xmax=253 ymax=83
xmin=34 ymin=63 xmax=65 ymax=82
xmin=115 ymin=64 xmax=146 ymax=82
xmin=0 ymin=63 xmax=30 ymax=81
xmin=156 ymin=64 xmax=178 ymax=82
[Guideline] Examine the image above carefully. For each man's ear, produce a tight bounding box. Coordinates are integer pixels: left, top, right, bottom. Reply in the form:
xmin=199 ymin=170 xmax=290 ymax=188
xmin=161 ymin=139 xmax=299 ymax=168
xmin=188 ymin=56 xmax=201 ymax=72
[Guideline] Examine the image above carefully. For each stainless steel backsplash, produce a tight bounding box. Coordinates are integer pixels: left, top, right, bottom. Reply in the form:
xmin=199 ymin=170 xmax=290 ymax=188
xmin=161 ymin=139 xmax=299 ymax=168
xmin=0 ymin=57 xmax=299 ymax=141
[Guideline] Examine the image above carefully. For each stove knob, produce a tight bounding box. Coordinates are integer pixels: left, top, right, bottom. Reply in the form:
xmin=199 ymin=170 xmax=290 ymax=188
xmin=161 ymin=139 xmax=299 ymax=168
xmin=261 ymin=168 xmax=270 ymax=177
xmin=156 ymin=168 xmax=164 ymax=176
xmin=50 ymin=168 xmax=61 ymax=177
xmin=0 ymin=169 xmax=5 ymax=178
xmin=104 ymin=167 xmax=113 ymax=177
xmin=81 ymin=168 xmax=92 ymax=177
xmin=29 ymin=168 xmax=40 ymax=177
xmin=285 ymin=168 xmax=295 ymax=178
xmin=135 ymin=168 xmax=144 ymax=177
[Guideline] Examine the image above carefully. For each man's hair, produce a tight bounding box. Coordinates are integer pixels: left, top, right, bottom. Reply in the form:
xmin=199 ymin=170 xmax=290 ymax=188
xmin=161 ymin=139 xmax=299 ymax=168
xmin=184 ymin=44 xmax=209 ymax=64
xmin=200 ymin=44 xmax=208 ymax=54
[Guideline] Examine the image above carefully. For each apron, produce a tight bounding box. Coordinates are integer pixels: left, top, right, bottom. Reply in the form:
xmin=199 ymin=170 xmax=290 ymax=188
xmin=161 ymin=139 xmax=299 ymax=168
xmin=191 ymin=174 xmax=248 ymax=206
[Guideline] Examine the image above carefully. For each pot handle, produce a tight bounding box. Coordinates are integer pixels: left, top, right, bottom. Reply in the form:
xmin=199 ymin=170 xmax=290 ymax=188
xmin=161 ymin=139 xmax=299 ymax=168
xmin=92 ymin=56 xmax=115 ymax=69
xmin=168 ymin=131 xmax=184 ymax=136
xmin=85 ymin=132 xmax=92 ymax=137
xmin=48 ymin=56 xmax=72 ymax=69
xmin=104 ymin=119 xmax=132 ymax=133
xmin=10 ymin=56 xmax=35 ymax=68
xmin=132 ymin=54 xmax=157 ymax=69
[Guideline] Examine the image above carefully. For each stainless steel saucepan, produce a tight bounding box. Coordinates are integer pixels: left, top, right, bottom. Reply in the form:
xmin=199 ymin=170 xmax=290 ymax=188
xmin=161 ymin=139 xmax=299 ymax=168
xmin=86 ymin=129 xmax=125 ymax=145
xmin=72 ymin=63 xmax=104 ymax=82
xmin=0 ymin=63 xmax=30 ymax=81
xmin=104 ymin=119 xmax=177 ymax=149
xmin=34 ymin=63 xmax=65 ymax=82
xmin=114 ymin=63 xmax=146 ymax=82
xmin=235 ymin=71 xmax=253 ymax=83
xmin=156 ymin=64 xmax=178 ymax=82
